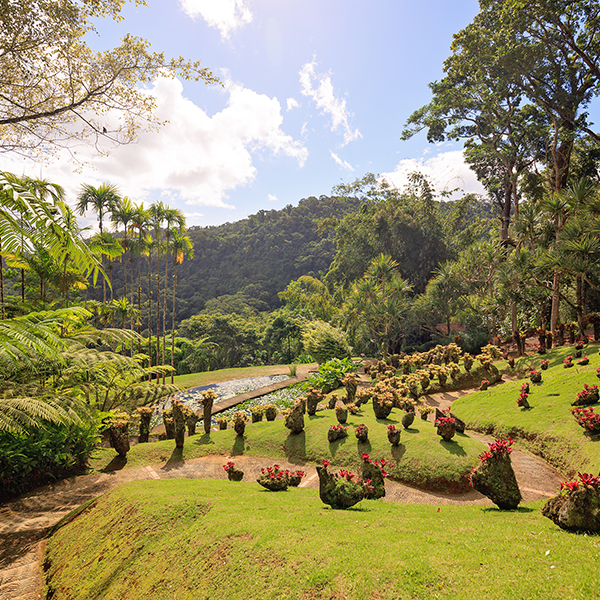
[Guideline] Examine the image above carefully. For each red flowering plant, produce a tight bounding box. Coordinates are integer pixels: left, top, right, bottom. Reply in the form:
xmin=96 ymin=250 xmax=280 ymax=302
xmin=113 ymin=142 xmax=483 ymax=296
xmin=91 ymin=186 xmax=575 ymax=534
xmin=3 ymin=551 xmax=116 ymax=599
xmin=222 ymin=461 xmax=236 ymax=474
xmin=564 ymin=356 xmax=574 ymax=368
xmin=578 ymin=356 xmax=590 ymax=366
xmin=474 ymin=438 xmax=514 ymax=465
xmin=540 ymin=359 xmax=549 ymax=370
xmin=529 ymin=369 xmax=542 ymax=383
xmin=327 ymin=424 xmax=348 ymax=442
xmin=354 ymin=423 xmax=369 ymax=442
xmin=517 ymin=391 xmax=530 ymax=408
xmin=223 ymin=461 xmax=244 ymax=481
xmin=434 ymin=415 xmax=456 ymax=427
xmin=596 ymin=367 xmax=600 ymax=379
xmin=361 ymin=453 xmax=393 ymax=478
xmin=571 ymin=407 xmax=600 ymax=433
xmin=573 ymin=384 xmax=599 ymax=407
xmin=257 ymin=464 xmax=290 ymax=491
xmin=520 ymin=382 xmax=530 ymax=394
xmin=321 ymin=460 xmax=375 ymax=497
xmin=560 ymin=471 xmax=600 ymax=494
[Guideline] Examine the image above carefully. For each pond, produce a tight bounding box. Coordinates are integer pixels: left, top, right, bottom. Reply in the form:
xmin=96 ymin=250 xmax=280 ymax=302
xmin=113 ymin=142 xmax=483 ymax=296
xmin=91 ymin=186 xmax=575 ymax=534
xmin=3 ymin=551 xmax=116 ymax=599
xmin=154 ymin=374 xmax=290 ymax=425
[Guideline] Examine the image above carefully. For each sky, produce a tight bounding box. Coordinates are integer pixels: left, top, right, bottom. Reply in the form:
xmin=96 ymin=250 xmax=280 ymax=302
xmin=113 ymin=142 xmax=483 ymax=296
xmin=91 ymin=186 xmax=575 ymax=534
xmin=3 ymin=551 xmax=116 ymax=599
xmin=6 ymin=0 xmax=493 ymax=230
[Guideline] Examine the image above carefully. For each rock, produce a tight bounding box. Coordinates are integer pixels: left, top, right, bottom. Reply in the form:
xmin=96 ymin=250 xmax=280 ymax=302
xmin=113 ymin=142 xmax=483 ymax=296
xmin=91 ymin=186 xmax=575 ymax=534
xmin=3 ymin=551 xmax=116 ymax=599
xmin=542 ymin=485 xmax=600 ymax=533
xmin=285 ymin=400 xmax=305 ymax=434
xmin=171 ymin=400 xmax=186 ymax=448
xmin=227 ymin=469 xmax=244 ymax=482
xmin=449 ymin=413 xmax=466 ymax=433
xmin=436 ymin=421 xmax=456 ymax=442
xmin=401 ymin=411 xmax=415 ymax=429
xmin=387 ymin=426 xmax=401 ymax=446
xmin=470 ymin=453 xmax=522 ymax=509
xmin=108 ymin=423 xmax=130 ymax=457
xmin=306 ymin=388 xmax=324 ymax=415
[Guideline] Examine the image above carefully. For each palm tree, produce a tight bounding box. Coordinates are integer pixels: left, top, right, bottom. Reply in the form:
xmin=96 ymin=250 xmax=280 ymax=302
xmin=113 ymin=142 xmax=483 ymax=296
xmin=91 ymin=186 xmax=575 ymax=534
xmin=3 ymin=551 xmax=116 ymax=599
xmin=161 ymin=207 xmax=186 ymax=380
xmin=76 ymin=183 xmax=121 ymax=302
xmin=148 ymin=202 xmax=166 ymax=380
xmin=110 ymin=196 xmax=135 ymax=304
xmin=129 ymin=204 xmax=150 ymax=352
xmin=169 ymin=230 xmax=194 ymax=383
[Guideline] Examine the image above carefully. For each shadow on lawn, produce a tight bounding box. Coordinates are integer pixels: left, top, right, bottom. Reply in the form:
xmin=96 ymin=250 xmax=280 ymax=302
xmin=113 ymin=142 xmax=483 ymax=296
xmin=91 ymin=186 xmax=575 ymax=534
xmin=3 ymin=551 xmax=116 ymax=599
xmin=284 ymin=430 xmax=307 ymax=463
xmin=481 ymin=506 xmax=534 ymax=513
xmin=439 ymin=434 xmax=468 ymax=456
xmin=101 ymin=455 xmax=128 ymax=472
xmin=162 ymin=447 xmax=184 ymax=470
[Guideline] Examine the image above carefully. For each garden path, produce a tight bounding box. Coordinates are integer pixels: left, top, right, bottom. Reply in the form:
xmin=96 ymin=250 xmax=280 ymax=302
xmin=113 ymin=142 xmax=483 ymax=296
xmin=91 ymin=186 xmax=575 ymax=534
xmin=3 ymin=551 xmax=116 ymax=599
xmin=0 ymin=374 xmax=564 ymax=600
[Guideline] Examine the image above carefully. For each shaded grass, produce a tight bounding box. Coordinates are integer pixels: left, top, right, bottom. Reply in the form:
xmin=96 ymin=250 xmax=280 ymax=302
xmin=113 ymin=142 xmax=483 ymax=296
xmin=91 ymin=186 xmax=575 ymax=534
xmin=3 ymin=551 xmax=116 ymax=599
xmin=452 ymin=345 xmax=600 ymax=476
xmin=89 ymin=405 xmax=485 ymax=492
xmin=44 ymin=479 xmax=599 ymax=600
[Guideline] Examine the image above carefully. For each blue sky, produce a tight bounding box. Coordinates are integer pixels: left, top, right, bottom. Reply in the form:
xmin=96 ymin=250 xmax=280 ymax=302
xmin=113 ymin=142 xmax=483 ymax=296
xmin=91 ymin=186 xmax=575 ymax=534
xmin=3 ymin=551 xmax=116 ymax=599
xmin=9 ymin=0 xmax=494 ymax=228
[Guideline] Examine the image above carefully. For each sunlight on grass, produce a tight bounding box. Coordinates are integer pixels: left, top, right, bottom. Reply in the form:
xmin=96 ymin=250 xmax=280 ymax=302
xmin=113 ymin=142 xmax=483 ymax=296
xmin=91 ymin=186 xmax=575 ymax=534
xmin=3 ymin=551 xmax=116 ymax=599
xmin=44 ymin=479 xmax=599 ymax=600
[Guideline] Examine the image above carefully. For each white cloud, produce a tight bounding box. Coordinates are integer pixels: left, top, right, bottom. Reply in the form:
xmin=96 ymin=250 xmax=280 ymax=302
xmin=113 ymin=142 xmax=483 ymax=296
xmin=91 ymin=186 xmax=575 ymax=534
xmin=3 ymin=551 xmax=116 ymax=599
xmin=330 ymin=151 xmax=354 ymax=172
xmin=286 ymin=98 xmax=300 ymax=111
xmin=4 ymin=77 xmax=308 ymax=222
xmin=299 ymin=59 xmax=361 ymax=146
xmin=268 ymin=193 xmax=278 ymax=202
xmin=382 ymin=150 xmax=486 ymax=198
xmin=179 ymin=0 xmax=253 ymax=39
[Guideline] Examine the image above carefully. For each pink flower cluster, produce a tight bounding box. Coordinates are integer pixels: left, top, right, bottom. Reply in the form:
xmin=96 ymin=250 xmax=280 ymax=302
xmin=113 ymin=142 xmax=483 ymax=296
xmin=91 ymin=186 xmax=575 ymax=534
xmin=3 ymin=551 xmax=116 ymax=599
xmin=478 ymin=438 xmax=514 ymax=462
xmin=222 ymin=461 xmax=236 ymax=473
xmin=564 ymin=356 xmax=574 ymax=368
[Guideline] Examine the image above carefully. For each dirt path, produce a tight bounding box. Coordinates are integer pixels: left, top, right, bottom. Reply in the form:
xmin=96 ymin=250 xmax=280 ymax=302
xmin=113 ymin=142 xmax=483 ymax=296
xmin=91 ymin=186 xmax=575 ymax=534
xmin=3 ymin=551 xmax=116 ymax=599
xmin=0 ymin=375 xmax=564 ymax=600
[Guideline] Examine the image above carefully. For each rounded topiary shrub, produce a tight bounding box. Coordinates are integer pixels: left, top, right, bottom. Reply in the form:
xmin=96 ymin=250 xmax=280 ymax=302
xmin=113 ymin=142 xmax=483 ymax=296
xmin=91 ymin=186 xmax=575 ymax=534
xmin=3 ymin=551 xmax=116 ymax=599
xmin=302 ymin=321 xmax=351 ymax=364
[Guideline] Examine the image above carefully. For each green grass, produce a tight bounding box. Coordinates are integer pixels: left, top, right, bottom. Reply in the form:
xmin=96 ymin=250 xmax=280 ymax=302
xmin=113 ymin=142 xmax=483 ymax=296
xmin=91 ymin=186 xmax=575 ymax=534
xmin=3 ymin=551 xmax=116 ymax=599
xmin=90 ymin=405 xmax=485 ymax=492
xmin=44 ymin=478 xmax=599 ymax=600
xmin=452 ymin=345 xmax=600 ymax=476
xmin=173 ymin=364 xmax=298 ymax=388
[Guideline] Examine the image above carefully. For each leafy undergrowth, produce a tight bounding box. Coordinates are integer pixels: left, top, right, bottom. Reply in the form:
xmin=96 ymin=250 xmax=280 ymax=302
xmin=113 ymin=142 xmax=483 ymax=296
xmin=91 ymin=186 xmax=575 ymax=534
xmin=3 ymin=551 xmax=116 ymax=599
xmin=89 ymin=405 xmax=485 ymax=492
xmin=452 ymin=345 xmax=600 ymax=476
xmin=44 ymin=479 xmax=598 ymax=600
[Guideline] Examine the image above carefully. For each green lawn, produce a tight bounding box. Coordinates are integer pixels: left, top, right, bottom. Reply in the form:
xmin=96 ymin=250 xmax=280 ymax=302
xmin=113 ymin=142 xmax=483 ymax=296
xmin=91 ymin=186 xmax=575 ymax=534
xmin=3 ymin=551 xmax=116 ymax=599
xmin=90 ymin=404 xmax=485 ymax=492
xmin=44 ymin=479 xmax=599 ymax=600
xmin=452 ymin=345 xmax=600 ymax=476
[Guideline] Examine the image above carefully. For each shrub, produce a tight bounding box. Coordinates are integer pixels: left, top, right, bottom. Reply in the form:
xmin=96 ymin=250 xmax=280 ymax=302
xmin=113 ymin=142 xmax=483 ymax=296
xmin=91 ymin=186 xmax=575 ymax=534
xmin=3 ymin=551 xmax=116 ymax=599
xmin=302 ymin=321 xmax=351 ymax=364
xmin=0 ymin=420 xmax=99 ymax=502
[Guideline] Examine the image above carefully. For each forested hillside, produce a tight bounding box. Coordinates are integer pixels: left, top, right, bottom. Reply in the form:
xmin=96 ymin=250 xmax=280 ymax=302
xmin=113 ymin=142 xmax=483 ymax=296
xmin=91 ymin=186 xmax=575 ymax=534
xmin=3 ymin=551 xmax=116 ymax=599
xmin=90 ymin=195 xmax=360 ymax=323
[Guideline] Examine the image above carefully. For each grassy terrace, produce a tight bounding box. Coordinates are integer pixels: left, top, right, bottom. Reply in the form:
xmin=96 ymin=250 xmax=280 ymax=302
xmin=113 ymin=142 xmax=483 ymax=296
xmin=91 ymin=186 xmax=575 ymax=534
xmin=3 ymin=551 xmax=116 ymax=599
xmin=90 ymin=404 xmax=485 ymax=493
xmin=452 ymin=345 xmax=600 ymax=476
xmin=44 ymin=479 xmax=598 ymax=600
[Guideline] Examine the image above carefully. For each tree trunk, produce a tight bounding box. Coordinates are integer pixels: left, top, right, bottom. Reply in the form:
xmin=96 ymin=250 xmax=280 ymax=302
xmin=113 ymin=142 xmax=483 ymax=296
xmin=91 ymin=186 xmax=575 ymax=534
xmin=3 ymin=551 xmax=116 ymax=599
xmin=163 ymin=247 xmax=169 ymax=384
xmin=147 ymin=256 xmax=152 ymax=370
xmin=550 ymin=270 xmax=561 ymax=338
xmin=171 ymin=262 xmax=177 ymax=384
xmin=155 ymin=250 xmax=161 ymax=383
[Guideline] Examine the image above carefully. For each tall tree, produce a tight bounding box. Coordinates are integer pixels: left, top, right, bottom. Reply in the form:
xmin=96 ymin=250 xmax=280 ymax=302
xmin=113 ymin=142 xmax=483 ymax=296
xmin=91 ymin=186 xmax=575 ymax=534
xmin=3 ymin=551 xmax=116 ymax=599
xmin=76 ymin=183 xmax=121 ymax=303
xmin=161 ymin=207 xmax=186 ymax=380
xmin=169 ymin=230 xmax=194 ymax=383
xmin=0 ymin=0 xmax=220 ymax=158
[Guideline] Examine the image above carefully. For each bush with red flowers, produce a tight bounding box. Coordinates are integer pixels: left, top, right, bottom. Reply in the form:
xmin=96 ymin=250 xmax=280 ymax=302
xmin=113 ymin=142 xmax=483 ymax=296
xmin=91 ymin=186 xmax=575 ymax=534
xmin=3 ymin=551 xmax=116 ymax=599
xmin=572 ymin=384 xmax=599 ymax=407
xmin=360 ymin=453 xmax=392 ymax=499
xmin=223 ymin=461 xmax=244 ymax=482
xmin=316 ymin=459 xmax=374 ymax=509
xmin=257 ymin=464 xmax=290 ymax=491
xmin=469 ymin=439 xmax=522 ymax=509
xmin=571 ymin=407 xmax=600 ymax=434
xmin=542 ymin=471 xmax=600 ymax=532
